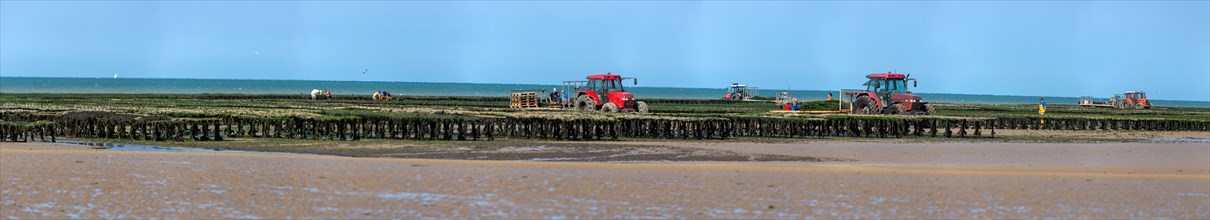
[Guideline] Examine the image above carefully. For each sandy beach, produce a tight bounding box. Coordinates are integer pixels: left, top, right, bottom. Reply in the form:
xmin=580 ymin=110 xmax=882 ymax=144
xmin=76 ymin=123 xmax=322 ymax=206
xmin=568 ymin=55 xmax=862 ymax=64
xmin=3 ymin=140 xmax=1207 ymax=219
xmin=4 ymin=0 xmax=1209 ymax=218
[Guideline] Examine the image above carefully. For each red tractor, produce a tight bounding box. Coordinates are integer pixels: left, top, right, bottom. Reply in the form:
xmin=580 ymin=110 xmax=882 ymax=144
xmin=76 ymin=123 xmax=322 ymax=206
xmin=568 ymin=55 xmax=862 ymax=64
xmin=843 ymin=72 xmax=935 ymax=115
xmin=564 ymin=73 xmax=649 ymax=113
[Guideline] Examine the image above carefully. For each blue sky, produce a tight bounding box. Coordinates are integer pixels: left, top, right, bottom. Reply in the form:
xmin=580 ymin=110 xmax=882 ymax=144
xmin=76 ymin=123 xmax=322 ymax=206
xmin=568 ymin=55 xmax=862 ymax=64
xmin=2 ymin=1 xmax=1208 ymax=101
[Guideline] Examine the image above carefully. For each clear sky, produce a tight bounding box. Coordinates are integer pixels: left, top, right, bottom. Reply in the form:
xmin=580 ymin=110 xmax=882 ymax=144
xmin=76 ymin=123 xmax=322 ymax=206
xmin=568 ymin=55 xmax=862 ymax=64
xmin=2 ymin=1 xmax=1208 ymax=101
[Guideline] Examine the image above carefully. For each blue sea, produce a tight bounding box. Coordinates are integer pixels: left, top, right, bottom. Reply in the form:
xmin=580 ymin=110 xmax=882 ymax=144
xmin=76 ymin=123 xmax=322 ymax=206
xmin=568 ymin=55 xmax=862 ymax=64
xmin=2 ymin=77 xmax=1207 ymax=108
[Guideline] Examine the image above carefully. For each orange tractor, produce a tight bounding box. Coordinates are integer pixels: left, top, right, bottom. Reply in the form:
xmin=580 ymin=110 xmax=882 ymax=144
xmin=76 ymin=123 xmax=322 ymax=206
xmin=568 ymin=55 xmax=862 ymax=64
xmin=1115 ymin=91 xmax=1152 ymax=109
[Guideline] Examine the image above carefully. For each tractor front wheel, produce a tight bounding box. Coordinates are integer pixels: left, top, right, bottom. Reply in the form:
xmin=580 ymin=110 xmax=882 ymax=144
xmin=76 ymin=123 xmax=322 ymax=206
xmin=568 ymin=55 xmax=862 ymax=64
xmin=601 ymin=103 xmax=619 ymax=113
xmin=853 ymin=96 xmax=875 ymax=115
xmin=635 ymin=101 xmax=649 ymax=113
xmin=887 ymin=103 xmax=906 ymax=115
xmin=574 ymin=95 xmax=595 ymax=111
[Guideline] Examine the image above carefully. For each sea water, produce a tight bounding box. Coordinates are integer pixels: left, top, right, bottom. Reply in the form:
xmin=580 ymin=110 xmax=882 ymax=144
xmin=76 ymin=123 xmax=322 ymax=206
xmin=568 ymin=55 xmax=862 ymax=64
xmin=2 ymin=77 xmax=1207 ymax=107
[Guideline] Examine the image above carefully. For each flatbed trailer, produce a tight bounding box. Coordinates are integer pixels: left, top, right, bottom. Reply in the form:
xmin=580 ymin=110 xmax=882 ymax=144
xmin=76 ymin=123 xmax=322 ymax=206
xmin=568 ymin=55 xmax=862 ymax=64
xmin=513 ymin=107 xmax=565 ymax=111
xmin=510 ymin=89 xmax=562 ymax=109
xmin=1078 ymin=103 xmax=1117 ymax=108
xmin=559 ymin=80 xmax=588 ymax=109
xmin=768 ymin=89 xmax=850 ymax=114
xmin=769 ymin=110 xmax=846 ymax=114
xmin=1078 ymin=96 xmax=1118 ymax=108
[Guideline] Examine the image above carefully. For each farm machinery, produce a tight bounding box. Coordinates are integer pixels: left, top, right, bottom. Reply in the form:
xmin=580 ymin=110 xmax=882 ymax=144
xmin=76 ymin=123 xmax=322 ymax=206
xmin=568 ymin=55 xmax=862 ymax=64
xmin=1078 ymin=91 xmax=1153 ymax=109
xmin=722 ymin=83 xmax=759 ymax=101
xmin=773 ymin=91 xmax=796 ymax=109
xmin=1116 ymin=91 xmax=1151 ymax=109
xmin=560 ymin=72 xmax=649 ymax=113
xmin=1078 ymin=96 xmax=1115 ymax=108
xmin=842 ymin=72 xmax=935 ymax=115
xmin=1079 ymin=95 xmax=1113 ymax=108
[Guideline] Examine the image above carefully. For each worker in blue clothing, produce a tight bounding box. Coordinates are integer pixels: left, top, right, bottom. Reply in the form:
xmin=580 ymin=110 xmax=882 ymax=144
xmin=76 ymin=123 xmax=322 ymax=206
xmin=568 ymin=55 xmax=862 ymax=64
xmin=1039 ymin=98 xmax=1047 ymax=115
xmin=562 ymin=91 xmax=570 ymax=107
xmin=549 ymin=88 xmax=561 ymax=106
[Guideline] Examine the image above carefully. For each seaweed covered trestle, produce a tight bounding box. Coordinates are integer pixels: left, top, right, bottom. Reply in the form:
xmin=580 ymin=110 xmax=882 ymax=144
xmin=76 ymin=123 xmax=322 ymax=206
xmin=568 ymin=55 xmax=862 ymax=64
xmin=1 ymin=94 xmax=1206 ymax=142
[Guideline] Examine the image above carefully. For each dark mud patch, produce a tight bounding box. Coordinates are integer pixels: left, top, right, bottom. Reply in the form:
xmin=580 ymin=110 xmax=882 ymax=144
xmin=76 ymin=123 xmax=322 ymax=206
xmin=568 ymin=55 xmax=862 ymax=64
xmin=372 ymin=144 xmax=845 ymax=162
xmin=1149 ymin=137 xmax=1210 ymax=143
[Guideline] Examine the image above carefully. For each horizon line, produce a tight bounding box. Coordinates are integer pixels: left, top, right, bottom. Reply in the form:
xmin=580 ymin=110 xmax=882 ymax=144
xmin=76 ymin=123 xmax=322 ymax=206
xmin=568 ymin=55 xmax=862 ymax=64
xmin=2 ymin=76 xmax=1207 ymax=103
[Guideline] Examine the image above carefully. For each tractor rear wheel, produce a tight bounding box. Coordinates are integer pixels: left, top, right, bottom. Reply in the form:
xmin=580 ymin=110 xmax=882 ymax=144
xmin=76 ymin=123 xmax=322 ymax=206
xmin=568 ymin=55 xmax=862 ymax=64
xmin=887 ymin=103 xmax=906 ymax=115
xmin=853 ymin=96 xmax=875 ymax=115
xmin=574 ymin=95 xmax=595 ymax=111
xmin=601 ymin=103 xmax=619 ymax=113
xmin=730 ymin=93 xmax=742 ymax=100
xmin=635 ymin=101 xmax=649 ymax=113
xmin=924 ymin=104 xmax=936 ymax=115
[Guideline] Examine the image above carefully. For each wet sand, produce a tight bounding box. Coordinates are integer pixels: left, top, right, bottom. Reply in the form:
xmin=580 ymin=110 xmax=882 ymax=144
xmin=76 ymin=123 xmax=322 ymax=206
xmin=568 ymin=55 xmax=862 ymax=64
xmin=660 ymin=141 xmax=1210 ymax=166
xmin=2 ymin=141 xmax=1208 ymax=218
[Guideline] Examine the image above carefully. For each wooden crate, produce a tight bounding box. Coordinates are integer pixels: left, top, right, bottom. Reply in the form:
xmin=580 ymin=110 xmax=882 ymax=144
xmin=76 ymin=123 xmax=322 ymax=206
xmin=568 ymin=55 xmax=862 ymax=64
xmin=510 ymin=91 xmax=539 ymax=109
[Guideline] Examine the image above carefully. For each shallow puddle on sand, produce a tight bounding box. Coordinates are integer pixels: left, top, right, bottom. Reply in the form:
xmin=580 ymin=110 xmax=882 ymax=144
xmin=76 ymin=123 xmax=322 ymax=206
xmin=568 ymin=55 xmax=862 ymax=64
xmin=57 ymin=140 xmax=250 ymax=153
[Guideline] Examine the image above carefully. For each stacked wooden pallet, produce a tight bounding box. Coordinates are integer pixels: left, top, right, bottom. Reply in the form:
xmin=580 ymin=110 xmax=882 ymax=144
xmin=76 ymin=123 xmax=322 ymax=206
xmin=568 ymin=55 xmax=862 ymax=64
xmin=510 ymin=91 xmax=539 ymax=109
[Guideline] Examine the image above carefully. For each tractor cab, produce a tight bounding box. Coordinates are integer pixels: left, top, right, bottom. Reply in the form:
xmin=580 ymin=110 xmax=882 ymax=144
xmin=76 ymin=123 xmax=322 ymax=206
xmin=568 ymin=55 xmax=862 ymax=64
xmin=585 ymin=73 xmax=631 ymax=107
xmin=1124 ymin=91 xmax=1146 ymax=100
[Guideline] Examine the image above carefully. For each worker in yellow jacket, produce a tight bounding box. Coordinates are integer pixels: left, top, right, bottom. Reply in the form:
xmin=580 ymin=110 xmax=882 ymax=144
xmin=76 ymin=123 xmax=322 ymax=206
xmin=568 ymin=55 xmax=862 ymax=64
xmin=1038 ymin=98 xmax=1047 ymax=115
